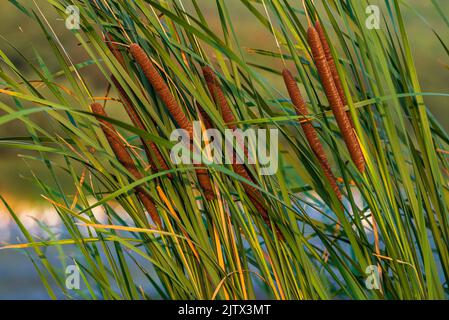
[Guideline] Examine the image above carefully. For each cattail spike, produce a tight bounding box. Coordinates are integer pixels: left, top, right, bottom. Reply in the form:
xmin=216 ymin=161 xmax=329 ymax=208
xmin=202 ymin=67 xmax=283 ymax=238
xmin=104 ymin=35 xmax=171 ymax=178
xmin=104 ymin=33 xmax=126 ymax=67
xmin=129 ymin=44 xmax=214 ymax=200
xmin=307 ymin=27 xmax=365 ymax=173
xmin=282 ymin=69 xmax=342 ymax=200
xmin=314 ymin=22 xmax=347 ymax=106
xmin=314 ymin=21 xmax=355 ymax=128
xmin=194 ymin=166 xmax=215 ymax=201
xmin=129 ymin=43 xmax=192 ymax=135
xmin=111 ymin=76 xmax=172 ymax=179
xmin=91 ymin=102 xmax=161 ymax=226
xmin=202 ymin=66 xmax=237 ymax=130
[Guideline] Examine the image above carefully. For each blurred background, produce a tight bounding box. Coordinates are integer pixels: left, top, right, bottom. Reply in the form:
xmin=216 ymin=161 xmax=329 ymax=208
xmin=0 ymin=0 xmax=448 ymax=299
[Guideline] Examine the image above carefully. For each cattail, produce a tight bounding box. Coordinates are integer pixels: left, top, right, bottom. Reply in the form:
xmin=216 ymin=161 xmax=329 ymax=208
xmin=202 ymin=66 xmax=283 ymax=238
xmin=111 ymin=76 xmax=172 ymax=178
xmin=104 ymin=33 xmax=126 ymax=67
xmin=129 ymin=43 xmax=192 ymax=134
xmin=202 ymin=66 xmax=249 ymax=159
xmin=196 ymin=102 xmax=214 ymax=130
xmin=129 ymin=44 xmax=214 ymax=200
xmin=283 ymin=69 xmax=342 ymax=200
xmin=314 ymin=22 xmax=346 ymax=107
xmin=104 ymin=35 xmax=171 ymax=178
xmin=307 ymin=26 xmax=365 ymax=173
xmin=202 ymin=66 xmax=237 ymax=130
xmin=91 ymin=102 xmax=161 ymax=226
xmin=194 ymin=166 xmax=215 ymax=201
xmin=315 ymin=21 xmax=355 ymax=128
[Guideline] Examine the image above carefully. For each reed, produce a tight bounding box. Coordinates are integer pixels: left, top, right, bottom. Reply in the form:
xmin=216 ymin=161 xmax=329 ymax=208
xmin=104 ymin=35 xmax=172 ymax=178
xmin=90 ymin=102 xmax=161 ymax=226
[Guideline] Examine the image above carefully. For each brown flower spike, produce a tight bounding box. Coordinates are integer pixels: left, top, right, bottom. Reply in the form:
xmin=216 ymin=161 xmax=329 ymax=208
xmin=129 ymin=43 xmax=192 ymax=134
xmin=91 ymin=102 xmax=161 ymax=227
xmin=129 ymin=44 xmax=215 ymax=200
xmin=202 ymin=66 xmax=283 ymax=238
xmin=315 ymin=21 xmax=355 ymax=128
xmin=104 ymin=34 xmax=171 ymax=178
xmin=307 ymin=26 xmax=365 ymax=173
xmin=283 ymin=69 xmax=342 ymax=200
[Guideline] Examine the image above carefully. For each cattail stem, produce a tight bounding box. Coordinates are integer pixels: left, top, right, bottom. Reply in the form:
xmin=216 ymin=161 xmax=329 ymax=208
xmin=91 ymin=102 xmax=161 ymax=227
xmin=283 ymin=69 xmax=342 ymax=200
xmin=307 ymin=26 xmax=365 ymax=173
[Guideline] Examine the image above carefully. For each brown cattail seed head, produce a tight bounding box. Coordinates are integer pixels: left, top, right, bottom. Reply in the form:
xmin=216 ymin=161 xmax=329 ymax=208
xmin=129 ymin=44 xmax=215 ymax=198
xmin=91 ymin=103 xmax=161 ymax=226
xmin=111 ymin=76 xmax=172 ymax=178
xmin=129 ymin=43 xmax=192 ymax=135
xmin=314 ymin=22 xmax=347 ymax=106
xmin=194 ymin=165 xmax=215 ymax=201
xmin=202 ymin=66 xmax=237 ymax=130
xmin=315 ymin=21 xmax=355 ymax=128
xmin=282 ymin=69 xmax=342 ymax=200
xmin=307 ymin=27 xmax=365 ymax=173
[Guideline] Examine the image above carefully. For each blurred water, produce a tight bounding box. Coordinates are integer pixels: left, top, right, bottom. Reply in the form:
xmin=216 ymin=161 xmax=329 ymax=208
xmin=0 ymin=189 xmax=374 ymax=300
xmin=0 ymin=250 xmax=53 ymax=299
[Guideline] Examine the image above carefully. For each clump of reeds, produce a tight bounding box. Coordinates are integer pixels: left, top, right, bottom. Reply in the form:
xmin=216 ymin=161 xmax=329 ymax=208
xmin=282 ymin=69 xmax=342 ymax=200
xmin=129 ymin=43 xmax=215 ymax=200
xmin=90 ymin=102 xmax=161 ymax=227
xmin=307 ymin=25 xmax=365 ymax=173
